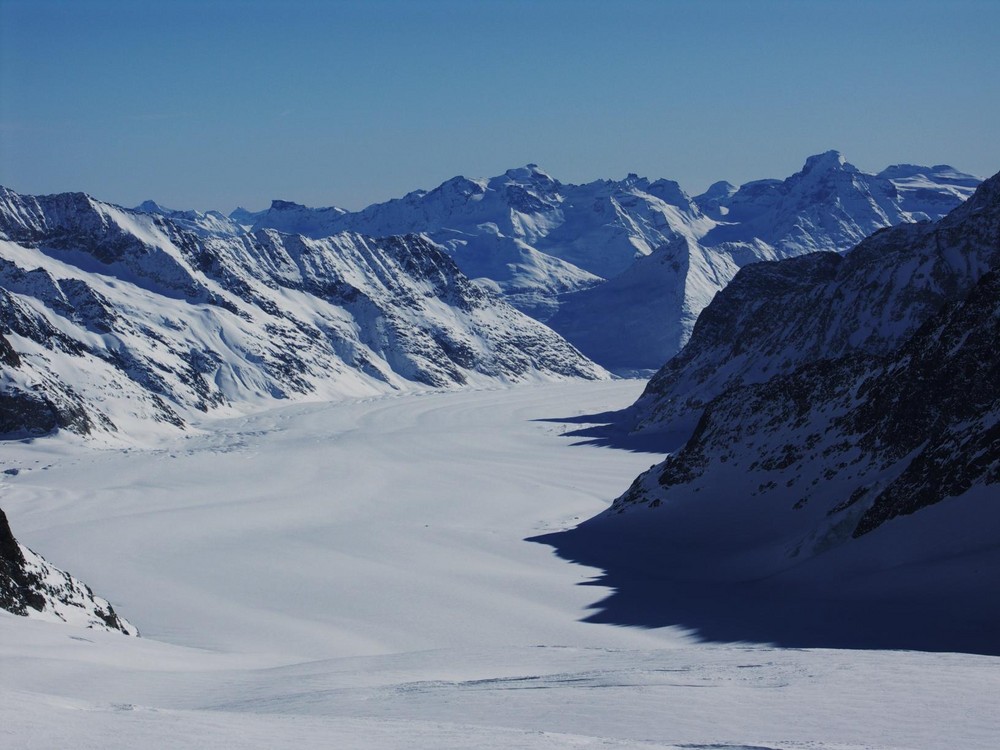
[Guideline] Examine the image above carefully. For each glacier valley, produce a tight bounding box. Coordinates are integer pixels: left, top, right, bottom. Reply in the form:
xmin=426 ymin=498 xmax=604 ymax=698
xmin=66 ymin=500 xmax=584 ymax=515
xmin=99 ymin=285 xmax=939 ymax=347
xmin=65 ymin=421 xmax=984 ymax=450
xmin=2 ymin=381 xmax=999 ymax=749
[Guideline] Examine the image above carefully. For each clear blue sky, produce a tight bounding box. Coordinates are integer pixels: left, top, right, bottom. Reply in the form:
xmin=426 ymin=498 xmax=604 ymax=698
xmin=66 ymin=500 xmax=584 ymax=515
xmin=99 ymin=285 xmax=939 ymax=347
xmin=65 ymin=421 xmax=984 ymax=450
xmin=1 ymin=0 xmax=997 ymax=211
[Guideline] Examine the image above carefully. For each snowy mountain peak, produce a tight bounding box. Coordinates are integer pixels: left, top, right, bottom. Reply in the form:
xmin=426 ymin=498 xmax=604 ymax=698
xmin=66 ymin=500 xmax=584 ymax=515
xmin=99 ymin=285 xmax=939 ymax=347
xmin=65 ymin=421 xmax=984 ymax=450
xmin=800 ymin=149 xmax=851 ymax=175
xmin=502 ymin=163 xmax=558 ymax=186
xmin=430 ymin=175 xmax=489 ymax=198
xmin=877 ymin=162 xmax=981 ymax=185
xmin=135 ymin=199 xmax=172 ymax=214
xmin=268 ymin=199 xmax=348 ymax=216
xmin=645 ymin=178 xmax=693 ymax=208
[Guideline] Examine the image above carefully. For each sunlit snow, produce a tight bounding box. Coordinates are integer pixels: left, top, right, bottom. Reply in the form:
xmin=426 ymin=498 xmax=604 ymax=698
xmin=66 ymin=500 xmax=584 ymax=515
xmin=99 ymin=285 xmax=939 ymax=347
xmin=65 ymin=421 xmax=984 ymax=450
xmin=2 ymin=382 xmax=997 ymax=748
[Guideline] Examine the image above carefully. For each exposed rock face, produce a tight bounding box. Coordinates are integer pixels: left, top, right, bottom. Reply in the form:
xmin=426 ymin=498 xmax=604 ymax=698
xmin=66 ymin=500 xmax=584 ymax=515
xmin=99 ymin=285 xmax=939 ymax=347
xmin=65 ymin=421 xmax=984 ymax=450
xmin=615 ymin=269 xmax=1000 ymax=541
xmin=1 ymin=186 xmax=606 ymax=441
xmin=0 ymin=508 xmax=136 ymax=634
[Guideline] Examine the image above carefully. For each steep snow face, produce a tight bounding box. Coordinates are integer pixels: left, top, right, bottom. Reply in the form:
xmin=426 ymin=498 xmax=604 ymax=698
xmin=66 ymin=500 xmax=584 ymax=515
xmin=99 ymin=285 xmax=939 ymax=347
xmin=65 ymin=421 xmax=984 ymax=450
xmin=0 ymin=508 xmax=136 ymax=634
xmin=546 ymin=172 xmax=1000 ymax=617
xmin=0 ymin=186 xmax=606 ymax=442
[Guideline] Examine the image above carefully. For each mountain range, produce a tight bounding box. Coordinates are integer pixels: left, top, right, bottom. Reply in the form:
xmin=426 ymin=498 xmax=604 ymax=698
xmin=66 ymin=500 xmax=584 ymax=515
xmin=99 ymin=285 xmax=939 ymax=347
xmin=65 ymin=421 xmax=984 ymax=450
xmin=232 ymin=153 xmax=979 ymax=371
xmin=0 ymin=154 xmax=981 ymax=440
xmin=0 ymin=186 xmax=604 ymax=441
xmin=1 ymin=153 xmax=995 ymax=651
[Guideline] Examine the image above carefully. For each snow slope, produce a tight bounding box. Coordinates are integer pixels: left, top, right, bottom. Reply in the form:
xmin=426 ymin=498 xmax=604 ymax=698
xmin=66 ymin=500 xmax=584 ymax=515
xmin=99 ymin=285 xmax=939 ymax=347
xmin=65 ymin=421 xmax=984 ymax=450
xmin=0 ymin=186 xmax=605 ymax=441
xmin=2 ymin=381 xmax=998 ymax=748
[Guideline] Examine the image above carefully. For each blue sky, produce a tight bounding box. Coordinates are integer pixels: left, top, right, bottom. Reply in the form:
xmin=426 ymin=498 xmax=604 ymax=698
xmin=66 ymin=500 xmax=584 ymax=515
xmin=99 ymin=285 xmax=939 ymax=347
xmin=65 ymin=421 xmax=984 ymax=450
xmin=1 ymin=0 xmax=997 ymax=211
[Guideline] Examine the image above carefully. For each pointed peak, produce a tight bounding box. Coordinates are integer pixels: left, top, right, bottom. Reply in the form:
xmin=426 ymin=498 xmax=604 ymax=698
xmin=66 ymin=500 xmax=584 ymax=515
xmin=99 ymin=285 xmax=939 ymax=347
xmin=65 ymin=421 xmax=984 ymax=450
xmin=135 ymin=199 xmax=168 ymax=214
xmin=437 ymin=175 xmax=488 ymax=196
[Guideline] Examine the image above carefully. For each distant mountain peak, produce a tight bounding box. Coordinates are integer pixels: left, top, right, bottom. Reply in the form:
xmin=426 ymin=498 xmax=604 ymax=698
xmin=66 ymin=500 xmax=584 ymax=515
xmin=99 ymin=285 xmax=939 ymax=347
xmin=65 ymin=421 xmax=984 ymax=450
xmin=269 ymin=199 xmax=304 ymax=211
xmin=502 ymin=164 xmax=558 ymax=185
xmin=136 ymin=199 xmax=170 ymax=214
xmin=433 ymin=175 xmax=488 ymax=197
xmin=800 ymin=149 xmax=852 ymax=175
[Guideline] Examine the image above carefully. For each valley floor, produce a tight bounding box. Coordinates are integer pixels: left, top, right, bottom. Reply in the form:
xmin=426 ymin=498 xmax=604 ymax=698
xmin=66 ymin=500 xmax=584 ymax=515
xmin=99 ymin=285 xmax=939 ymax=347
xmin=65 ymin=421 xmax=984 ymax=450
xmin=1 ymin=381 xmax=998 ymax=749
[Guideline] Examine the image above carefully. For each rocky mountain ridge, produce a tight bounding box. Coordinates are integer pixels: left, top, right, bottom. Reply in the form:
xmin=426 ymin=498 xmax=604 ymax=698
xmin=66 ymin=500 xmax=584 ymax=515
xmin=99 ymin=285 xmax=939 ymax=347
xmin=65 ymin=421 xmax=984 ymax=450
xmin=0 ymin=186 xmax=605 ymax=442
xmin=568 ymin=170 xmax=1000 ymax=573
xmin=630 ymin=169 xmax=1000 ymax=438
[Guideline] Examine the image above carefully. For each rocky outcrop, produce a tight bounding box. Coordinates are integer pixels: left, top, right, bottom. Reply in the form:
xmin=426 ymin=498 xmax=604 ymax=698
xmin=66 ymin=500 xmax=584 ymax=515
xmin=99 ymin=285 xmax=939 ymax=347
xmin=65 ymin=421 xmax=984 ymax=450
xmin=0 ymin=508 xmax=136 ymax=634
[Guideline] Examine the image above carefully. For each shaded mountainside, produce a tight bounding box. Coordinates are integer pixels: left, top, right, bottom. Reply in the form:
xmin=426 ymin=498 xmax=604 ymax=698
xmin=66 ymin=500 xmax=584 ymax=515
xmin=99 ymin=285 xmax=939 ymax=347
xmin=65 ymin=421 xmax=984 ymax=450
xmin=545 ymin=236 xmax=739 ymax=372
xmin=0 ymin=508 xmax=136 ymax=634
xmin=0 ymin=186 xmax=605 ymax=441
xmin=631 ymin=169 xmax=1000 ymax=438
xmin=535 ymin=171 xmax=1000 ymax=654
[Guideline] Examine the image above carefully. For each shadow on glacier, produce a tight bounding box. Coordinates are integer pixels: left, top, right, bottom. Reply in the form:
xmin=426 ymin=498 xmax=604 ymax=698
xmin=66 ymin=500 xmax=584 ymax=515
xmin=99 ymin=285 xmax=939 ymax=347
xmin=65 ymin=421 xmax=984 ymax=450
xmin=531 ymin=410 xmax=687 ymax=455
xmin=529 ymin=524 xmax=1000 ymax=656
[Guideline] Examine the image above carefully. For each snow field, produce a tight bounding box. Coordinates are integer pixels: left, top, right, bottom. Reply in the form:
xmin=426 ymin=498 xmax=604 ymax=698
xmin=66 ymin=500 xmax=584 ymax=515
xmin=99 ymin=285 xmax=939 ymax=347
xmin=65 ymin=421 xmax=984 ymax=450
xmin=2 ymin=381 xmax=998 ymax=748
